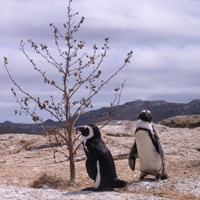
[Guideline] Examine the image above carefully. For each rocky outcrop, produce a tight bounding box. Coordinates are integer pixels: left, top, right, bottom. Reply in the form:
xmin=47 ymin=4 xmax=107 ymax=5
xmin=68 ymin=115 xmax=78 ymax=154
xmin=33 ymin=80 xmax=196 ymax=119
xmin=159 ymin=115 xmax=200 ymax=128
xmin=0 ymin=121 xmax=200 ymax=199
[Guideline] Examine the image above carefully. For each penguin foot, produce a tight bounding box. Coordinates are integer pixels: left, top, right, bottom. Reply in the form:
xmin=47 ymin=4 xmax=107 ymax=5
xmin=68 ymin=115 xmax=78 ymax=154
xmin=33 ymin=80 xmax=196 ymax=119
xmin=114 ymin=179 xmax=127 ymax=188
xmin=81 ymin=187 xmax=96 ymax=191
xmin=82 ymin=187 xmax=114 ymax=192
xmin=161 ymin=173 xmax=169 ymax=180
xmin=155 ymin=173 xmax=169 ymax=182
xmin=139 ymin=173 xmax=147 ymax=181
xmin=155 ymin=175 xmax=161 ymax=182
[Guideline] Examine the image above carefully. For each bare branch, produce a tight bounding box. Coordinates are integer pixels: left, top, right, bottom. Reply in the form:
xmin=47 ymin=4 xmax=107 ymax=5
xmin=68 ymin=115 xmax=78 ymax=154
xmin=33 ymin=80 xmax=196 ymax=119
xmin=99 ymin=80 xmax=126 ymax=129
xmin=73 ymin=50 xmax=133 ymax=117
xmin=20 ymin=41 xmax=64 ymax=92
xmin=3 ymin=0 xmax=133 ymax=185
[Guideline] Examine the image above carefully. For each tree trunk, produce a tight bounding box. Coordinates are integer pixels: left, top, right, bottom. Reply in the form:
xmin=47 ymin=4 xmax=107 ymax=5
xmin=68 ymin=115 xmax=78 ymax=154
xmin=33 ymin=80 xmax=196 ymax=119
xmin=67 ymin=122 xmax=76 ymax=185
xmin=69 ymin=141 xmax=76 ymax=184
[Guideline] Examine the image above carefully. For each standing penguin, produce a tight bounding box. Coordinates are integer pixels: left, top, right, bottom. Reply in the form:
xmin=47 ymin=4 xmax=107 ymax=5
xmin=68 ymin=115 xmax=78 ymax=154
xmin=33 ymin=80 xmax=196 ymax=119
xmin=128 ymin=110 xmax=168 ymax=181
xmin=76 ymin=124 xmax=126 ymax=191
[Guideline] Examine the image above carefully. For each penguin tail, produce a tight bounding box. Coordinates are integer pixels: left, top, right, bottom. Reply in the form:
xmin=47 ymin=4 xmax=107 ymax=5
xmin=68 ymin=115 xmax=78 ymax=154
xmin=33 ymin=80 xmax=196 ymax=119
xmin=114 ymin=178 xmax=127 ymax=188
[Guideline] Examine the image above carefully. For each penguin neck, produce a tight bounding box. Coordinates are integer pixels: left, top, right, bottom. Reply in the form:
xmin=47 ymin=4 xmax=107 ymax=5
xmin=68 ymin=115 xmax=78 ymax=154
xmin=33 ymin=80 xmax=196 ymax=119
xmin=136 ymin=119 xmax=153 ymax=131
xmin=82 ymin=136 xmax=100 ymax=152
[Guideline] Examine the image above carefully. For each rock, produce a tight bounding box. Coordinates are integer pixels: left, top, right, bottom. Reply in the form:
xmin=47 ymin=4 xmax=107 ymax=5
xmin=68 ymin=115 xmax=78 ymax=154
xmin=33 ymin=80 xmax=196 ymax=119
xmin=0 ymin=184 xmax=171 ymax=200
xmin=0 ymin=120 xmax=199 ymax=199
xmin=159 ymin=115 xmax=200 ymax=128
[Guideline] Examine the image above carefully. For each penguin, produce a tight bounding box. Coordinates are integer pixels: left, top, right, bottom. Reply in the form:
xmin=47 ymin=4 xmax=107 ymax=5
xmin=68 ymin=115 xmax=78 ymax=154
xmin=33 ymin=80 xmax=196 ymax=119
xmin=76 ymin=124 xmax=126 ymax=191
xmin=128 ymin=110 xmax=168 ymax=181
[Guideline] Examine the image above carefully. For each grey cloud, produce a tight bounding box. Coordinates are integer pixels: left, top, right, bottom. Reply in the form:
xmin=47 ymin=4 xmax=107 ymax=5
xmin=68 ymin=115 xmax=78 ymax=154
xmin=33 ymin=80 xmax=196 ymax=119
xmin=1 ymin=0 xmax=200 ymax=123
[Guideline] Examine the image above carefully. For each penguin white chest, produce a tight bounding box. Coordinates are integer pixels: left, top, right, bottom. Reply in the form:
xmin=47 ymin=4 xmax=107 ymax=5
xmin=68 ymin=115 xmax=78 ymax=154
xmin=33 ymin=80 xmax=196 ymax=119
xmin=135 ymin=130 xmax=162 ymax=174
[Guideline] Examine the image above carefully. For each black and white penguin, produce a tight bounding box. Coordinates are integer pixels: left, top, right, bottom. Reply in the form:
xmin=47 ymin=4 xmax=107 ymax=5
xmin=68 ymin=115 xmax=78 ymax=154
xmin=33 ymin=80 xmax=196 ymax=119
xmin=76 ymin=124 xmax=126 ymax=191
xmin=128 ymin=110 xmax=168 ymax=181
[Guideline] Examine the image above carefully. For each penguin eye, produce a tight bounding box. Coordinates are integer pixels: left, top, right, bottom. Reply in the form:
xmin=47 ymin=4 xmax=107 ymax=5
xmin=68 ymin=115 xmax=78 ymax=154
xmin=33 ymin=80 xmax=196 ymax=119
xmin=141 ymin=110 xmax=147 ymax=115
xmin=147 ymin=110 xmax=151 ymax=115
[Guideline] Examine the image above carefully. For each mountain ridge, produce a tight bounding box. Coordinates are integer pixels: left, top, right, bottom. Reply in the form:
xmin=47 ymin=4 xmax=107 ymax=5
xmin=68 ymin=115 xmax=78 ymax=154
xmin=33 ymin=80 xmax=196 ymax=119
xmin=1 ymin=99 xmax=200 ymax=134
xmin=77 ymin=99 xmax=200 ymax=124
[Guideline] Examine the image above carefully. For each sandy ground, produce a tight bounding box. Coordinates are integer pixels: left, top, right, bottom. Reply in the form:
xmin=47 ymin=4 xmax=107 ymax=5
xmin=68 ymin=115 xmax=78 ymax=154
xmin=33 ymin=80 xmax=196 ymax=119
xmin=0 ymin=121 xmax=199 ymax=199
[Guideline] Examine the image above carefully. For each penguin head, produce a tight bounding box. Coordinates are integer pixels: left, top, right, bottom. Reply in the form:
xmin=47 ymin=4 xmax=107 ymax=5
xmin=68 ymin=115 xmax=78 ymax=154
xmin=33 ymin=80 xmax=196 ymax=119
xmin=76 ymin=124 xmax=101 ymax=140
xmin=138 ymin=110 xmax=152 ymax=123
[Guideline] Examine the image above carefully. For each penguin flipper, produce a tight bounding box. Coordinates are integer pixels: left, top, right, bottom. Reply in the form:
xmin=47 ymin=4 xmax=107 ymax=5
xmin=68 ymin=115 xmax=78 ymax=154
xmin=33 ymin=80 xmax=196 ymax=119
xmin=90 ymin=139 xmax=118 ymax=179
xmin=151 ymin=126 xmax=163 ymax=155
xmin=86 ymin=155 xmax=98 ymax=180
xmin=153 ymin=126 xmax=168 ymax=177
xmin=128 ymin=141 xmax=138 ymax=170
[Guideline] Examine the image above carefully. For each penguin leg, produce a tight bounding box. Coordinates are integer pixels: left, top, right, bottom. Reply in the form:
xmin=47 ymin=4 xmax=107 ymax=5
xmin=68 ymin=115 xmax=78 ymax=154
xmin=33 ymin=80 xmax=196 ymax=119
xmin=161 ymin=164 xmax=169 ymax=180
xmin=155 ymin=174 xmax=161 ymax=182
xmin=128 ymin=141 xmax=138 ymax=170
xmin=161 ymin=172 xmax=168 ymax=180
xmin=139 ymin=172 xmax=147 ymax=181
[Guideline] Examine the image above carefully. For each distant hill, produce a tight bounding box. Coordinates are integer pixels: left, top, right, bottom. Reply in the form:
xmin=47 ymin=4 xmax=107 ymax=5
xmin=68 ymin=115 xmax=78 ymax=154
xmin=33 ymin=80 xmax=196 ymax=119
xmin=77 ymin=99 xmax=200 ymax=125
xmin=1 ymin=99 xmax=200 ymax=134
xmin=0 ymin=120 xmax=60 ymax=134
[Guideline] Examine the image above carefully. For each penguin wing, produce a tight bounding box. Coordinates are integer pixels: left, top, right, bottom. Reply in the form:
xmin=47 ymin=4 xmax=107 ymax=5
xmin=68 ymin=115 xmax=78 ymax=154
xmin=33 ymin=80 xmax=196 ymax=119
xmin=90 ymin=139 xmax=117 ymax=179
xmin=86 ymin=153 xmax=98 ymax=180
xmin=128 ymin=140 xmax=138 ymax=171
xmin=152 ymin=126 xmax=166 ymax=171
xmin=152 ymin=126 xmax=164 ymax=156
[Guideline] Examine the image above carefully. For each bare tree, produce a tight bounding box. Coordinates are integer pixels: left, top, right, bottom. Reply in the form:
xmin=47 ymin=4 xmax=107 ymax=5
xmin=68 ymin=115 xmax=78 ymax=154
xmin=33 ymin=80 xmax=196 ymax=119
xmin=4 ymin=0 xmax=132 ymax=184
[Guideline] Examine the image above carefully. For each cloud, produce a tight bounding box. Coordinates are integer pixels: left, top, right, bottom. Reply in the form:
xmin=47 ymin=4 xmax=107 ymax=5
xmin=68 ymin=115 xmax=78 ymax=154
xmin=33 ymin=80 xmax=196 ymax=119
xmin=1 ymin=0 xmax=200 ymax=122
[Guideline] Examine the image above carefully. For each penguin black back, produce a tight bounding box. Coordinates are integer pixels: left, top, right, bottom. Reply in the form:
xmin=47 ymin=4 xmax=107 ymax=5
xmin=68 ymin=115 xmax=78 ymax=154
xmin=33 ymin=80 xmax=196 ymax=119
xmin=76 ymin=124 xmax=126 ymax=191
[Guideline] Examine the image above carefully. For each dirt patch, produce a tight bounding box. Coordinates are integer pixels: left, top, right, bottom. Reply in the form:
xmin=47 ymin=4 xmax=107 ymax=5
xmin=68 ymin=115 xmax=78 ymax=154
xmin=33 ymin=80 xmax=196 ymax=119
xmin=0 ymin=121 xmax=199 ymax=199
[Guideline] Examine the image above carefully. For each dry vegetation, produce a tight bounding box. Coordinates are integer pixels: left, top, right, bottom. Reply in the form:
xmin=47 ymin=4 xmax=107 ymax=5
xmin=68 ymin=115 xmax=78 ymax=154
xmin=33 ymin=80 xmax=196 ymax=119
xmin=0 ymin=120 xmax=199 ymax=199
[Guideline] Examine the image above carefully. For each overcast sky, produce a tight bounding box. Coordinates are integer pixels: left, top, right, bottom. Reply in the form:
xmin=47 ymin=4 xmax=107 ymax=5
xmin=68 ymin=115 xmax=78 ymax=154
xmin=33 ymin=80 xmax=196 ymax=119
xmin=1 ymin=0 xmax=200 ymax=123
